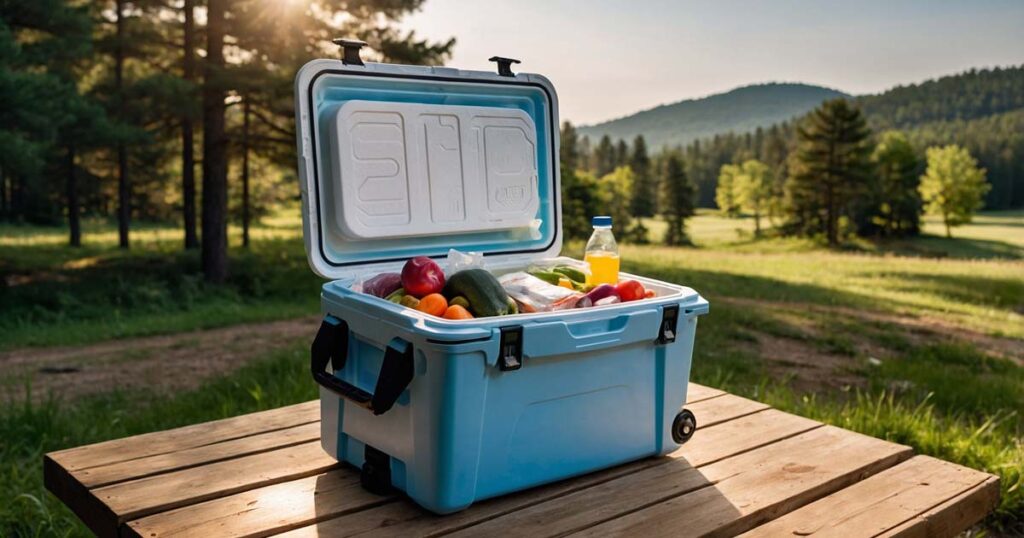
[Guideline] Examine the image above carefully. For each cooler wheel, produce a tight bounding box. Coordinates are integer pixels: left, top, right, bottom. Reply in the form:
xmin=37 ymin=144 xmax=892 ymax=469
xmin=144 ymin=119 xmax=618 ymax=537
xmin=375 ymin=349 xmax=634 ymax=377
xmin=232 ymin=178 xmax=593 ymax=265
xmin=672 ymin=409 xmax=697 ymax=444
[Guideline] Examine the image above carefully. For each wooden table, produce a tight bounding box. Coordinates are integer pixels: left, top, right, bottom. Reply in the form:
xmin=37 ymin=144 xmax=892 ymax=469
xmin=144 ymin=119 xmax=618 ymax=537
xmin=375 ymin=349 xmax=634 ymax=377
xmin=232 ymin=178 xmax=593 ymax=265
xmin=44 ymin=384 xmax=999 ymax=537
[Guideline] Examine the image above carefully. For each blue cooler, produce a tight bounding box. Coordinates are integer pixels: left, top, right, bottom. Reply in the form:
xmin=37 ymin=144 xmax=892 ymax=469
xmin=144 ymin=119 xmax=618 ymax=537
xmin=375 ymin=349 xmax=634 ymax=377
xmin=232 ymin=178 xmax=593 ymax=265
xmin=295 ymin=41 xmax=709 ymax=514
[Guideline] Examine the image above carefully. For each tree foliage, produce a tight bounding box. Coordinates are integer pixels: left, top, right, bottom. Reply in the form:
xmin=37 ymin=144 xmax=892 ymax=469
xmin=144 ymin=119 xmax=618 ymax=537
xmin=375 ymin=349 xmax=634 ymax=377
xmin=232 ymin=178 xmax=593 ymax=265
xmin=715 ymin=164 xmax=741 ymax=217
xmin=867 ymin=131 xmax=921 ymax=236
xmin=661 ymin=153 xmax=696 ymax=245
xmin=733 ymin=159 xmax=773 ymax=235
xmin=919 ymin=145 xmax=990 ymax=238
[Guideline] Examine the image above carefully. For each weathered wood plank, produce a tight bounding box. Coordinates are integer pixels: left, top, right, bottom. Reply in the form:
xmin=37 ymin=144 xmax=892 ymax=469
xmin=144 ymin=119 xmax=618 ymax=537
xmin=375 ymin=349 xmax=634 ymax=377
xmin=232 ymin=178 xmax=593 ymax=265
xmin=686 ymin=392 xmax=770 ymax=428
xmin=274 ymin=408 xmax=820 ymax=538
xmin=124 ymin=468 xmax=393 ymax=538
xmin=740 ymin=456 xmax=997 ymax=538
xmin=77 ymin=422 xmax=321 ymax=489
xmin=48 ymin=401 xmax=320 ymax=472
xmin=563 ymin=426 xmax=912 ymax=538
xmin=92 ymin=441 xmax=338 ymax=527
xmin=43 ymin=455 xmax=120 ymax=538
xmin=685 ymin=383 xmax=725 ymax=404
xmin=880 ymin=476 xmax=1001 ymax=538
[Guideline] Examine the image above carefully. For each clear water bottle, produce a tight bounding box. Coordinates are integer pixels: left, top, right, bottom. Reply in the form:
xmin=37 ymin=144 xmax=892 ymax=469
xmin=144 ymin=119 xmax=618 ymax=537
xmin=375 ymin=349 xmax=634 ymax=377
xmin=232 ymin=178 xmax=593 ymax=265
xmin=584 ymin=216 xmax=620 ymax=285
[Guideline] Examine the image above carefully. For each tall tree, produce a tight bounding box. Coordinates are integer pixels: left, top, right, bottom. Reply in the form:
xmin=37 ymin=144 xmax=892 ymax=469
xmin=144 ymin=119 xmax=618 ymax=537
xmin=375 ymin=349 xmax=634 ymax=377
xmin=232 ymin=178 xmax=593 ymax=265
xmin=593 ymin=135 xmax=616 ymax=177
xmin=201 ymin=0 xmax=229 ymax=283
xmin=734 ymin=159 xmax=773 ymax=235
xmin=869 ymin=131 xmax=921 ymax=236
xmin=560 ymin=121 xmax=581 ymax=172
xmin=629 ymin=135 xmax=655 ymax=217
xmin=114 ymin=0 xmax=130 ymax=248
xmin=241 ymin=96 xmax=252 ymax=248
xmin=661 ymin=153 xmax=696 ymax=245
xmin=919 ymin=145 xmax=989 ymax=238
xmin=784 ymin=99 xmax=874 ymax=245
xmin=614 ymin=139 xmax=629 ymax=170
xmin=715 ymin=164 xmax=741 ymax=217
xmin=181 ymin=0 xmax=198 ymax=249
xmin=598 ymin=166 xmax=635 ymax=239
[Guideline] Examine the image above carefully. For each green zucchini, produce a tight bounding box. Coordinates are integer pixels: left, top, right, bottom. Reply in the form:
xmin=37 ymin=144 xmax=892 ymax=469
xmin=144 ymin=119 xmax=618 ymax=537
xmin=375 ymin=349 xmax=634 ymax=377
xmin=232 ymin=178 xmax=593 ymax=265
xmin=442 ymin=269 xmax=511 ymax=317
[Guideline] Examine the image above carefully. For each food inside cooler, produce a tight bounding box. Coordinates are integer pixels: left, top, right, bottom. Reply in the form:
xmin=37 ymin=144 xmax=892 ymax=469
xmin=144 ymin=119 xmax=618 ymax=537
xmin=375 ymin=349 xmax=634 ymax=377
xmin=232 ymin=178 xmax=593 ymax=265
xmin=355 ymin=253 xmax=662 ymax=320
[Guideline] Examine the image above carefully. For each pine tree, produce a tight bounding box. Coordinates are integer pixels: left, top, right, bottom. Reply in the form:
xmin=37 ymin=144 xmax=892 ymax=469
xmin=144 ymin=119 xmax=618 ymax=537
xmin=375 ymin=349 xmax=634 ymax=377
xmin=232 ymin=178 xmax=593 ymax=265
xmin=784 ymin=99 xmax=874 ymax=245
xmin=181 ymin=0 xmax=199 ymax=249
xmin=919 ymin=145 xmax=989 ymax=238
xmin=661 ymin=153 xmax=696 ymax=245
xmin=560 ymin=121 xmax=581 ymax=172
xmin=593 ymin=135 xmax=616 ymax=177
xmin=614 ymin=139 xmax=630 ymax=169
xmin=629 ymin=135 xmax=655 ymax=217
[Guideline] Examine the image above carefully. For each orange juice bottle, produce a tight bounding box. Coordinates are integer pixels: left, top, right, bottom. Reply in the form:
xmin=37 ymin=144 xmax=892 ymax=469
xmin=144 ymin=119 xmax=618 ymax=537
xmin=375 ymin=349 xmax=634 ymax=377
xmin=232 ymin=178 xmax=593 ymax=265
xmin=584 ymin=216 xmax=619 ymax=285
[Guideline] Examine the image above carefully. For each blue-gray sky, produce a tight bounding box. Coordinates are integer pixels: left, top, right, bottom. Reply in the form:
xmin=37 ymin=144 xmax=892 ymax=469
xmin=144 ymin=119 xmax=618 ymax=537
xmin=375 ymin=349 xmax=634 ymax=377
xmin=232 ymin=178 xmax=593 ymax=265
xmin=400 ymin=0 xmax=1024 ymax=124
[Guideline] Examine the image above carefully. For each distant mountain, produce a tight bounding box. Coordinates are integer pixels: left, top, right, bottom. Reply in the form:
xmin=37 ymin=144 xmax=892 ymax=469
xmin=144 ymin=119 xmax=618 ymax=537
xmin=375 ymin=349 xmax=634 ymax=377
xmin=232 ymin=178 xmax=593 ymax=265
xmin=578 ymin=83 xmax=848 ymax=149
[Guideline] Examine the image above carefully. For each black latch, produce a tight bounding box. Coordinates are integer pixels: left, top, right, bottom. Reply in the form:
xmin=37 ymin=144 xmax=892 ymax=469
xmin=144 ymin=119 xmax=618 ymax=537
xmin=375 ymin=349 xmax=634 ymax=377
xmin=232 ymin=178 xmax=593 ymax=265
xmin=657 ymin=304 xmax=680 ymax=344
xmin=333 ymin=38 xmax=367 ymax=66
xmin=360 ymin=444 xmax=392 ymax=495
xmin=498 ymin=326 xmax=523 ymax=371
xmin=488 ymin=56 xmax=520 ymax=77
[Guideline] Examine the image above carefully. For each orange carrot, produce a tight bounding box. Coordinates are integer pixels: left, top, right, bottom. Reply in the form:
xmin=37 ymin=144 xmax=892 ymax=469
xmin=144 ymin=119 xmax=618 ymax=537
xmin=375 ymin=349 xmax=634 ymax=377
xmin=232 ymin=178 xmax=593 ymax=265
xmin=442 ymin=304 xmax=474 ymax=320
xmin=416 ymin=293 xmax=448 ymax=317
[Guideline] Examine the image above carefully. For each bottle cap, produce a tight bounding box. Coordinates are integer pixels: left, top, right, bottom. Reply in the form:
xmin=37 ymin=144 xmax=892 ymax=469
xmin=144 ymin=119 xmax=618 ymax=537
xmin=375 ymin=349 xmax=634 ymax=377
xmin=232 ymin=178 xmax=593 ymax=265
xmin=592 ymin=216 xmax=612 ymax=227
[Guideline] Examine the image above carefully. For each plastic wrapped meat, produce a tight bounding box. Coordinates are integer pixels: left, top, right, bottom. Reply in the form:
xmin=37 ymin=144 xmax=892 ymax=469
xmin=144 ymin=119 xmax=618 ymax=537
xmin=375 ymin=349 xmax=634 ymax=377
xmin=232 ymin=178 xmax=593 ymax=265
xmin=498 ymin=272 xmax=586 ymax=313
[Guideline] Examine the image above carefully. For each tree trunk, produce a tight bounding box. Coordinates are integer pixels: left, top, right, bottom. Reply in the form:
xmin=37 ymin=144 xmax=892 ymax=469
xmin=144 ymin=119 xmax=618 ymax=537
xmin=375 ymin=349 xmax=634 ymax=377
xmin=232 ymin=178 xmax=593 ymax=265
xmin=115 ymin=0 xmax=130 ymax=249
xmin=67 ymin=143 xmax=81 ymax=247
xmin=944 ymin=214 xmax=952 ymax=238
xmin=201 ymin=0 xmax=229 ymax=283
xmin=754 ymin=210 xmax=761 ymax=236
xmin=181 ymin=0 xmax=198 ymax=249
xmin=826 ymin=184 xmax=837 ymax=245
xmin=241 ymin=96 xmax=251 ymax=248
xmin=0 ymin=166 xmax=7 ymax=218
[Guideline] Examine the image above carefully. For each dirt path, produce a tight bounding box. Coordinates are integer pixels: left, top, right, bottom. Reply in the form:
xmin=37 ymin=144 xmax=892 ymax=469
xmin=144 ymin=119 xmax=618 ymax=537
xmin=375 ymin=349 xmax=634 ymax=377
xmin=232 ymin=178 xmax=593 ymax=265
xmin=0 ymin=316 xmax=321 ymax=403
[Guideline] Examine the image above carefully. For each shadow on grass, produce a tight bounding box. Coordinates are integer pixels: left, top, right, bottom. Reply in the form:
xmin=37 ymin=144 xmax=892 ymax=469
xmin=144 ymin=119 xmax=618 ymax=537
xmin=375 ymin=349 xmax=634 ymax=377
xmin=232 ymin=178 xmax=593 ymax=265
xmin=872 ymin=235 xmax=1023 ymax=260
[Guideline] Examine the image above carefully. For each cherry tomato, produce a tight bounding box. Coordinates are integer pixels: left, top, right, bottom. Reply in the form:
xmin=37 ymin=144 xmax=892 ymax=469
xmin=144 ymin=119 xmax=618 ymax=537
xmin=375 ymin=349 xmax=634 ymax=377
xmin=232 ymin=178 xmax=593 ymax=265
xmin=614 ymin=279 xmax=645 ymax=302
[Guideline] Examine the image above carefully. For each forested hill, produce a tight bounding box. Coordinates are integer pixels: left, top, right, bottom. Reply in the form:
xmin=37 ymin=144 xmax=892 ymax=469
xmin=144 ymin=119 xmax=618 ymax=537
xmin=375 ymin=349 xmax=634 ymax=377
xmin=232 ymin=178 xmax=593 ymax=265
xmin=578 ymin=83 xmax=847 ymax=149
xmin=857 ymin=65 xmax=1024 ymax=129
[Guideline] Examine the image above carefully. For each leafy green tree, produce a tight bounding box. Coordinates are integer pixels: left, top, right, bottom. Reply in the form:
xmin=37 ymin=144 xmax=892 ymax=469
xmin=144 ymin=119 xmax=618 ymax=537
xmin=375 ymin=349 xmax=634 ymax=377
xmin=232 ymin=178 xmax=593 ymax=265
xmin=629 ymin=135 xmax=655 ymax=217
xmin=870 ymin=131 xmax=921 ymax=236
xmin=784 ymin=99 xmax=874 ymax=245
xmin=919 ymin=145 xmax=990 ymax=238
xmin=561 ymin=167 xmax=603 ymax=242
xmin=598 ymin=166 xmax=636 ymax=241
xmin=734 ymin=159 xmax=773 ymax=235
xmin=661 ymin=153 xmax=696 ymax=245
xmin=715 ymin=164 xmax=741 ymax=217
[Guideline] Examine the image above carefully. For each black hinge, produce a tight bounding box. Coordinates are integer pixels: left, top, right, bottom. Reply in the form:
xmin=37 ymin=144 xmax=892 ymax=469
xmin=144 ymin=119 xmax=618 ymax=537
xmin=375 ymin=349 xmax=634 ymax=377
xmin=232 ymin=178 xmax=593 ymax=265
xmin=333 ymin=38 xmax=367 ymax=66
xmin=657 ymin=304 xmax=680 ymax=344
xmin=360 ymin=445 xmax=392 ymax=495
xmin=488 ymin=56 xmax=520 ymax=77
xmin=498 ymin=326 xmax=523 ymax=371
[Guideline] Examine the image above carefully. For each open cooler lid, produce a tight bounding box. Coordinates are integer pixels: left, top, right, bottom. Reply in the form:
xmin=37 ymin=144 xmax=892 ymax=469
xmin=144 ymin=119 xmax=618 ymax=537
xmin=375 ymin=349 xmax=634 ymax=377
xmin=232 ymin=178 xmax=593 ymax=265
xmin=294 ymin=42 xmax=562 ymax=280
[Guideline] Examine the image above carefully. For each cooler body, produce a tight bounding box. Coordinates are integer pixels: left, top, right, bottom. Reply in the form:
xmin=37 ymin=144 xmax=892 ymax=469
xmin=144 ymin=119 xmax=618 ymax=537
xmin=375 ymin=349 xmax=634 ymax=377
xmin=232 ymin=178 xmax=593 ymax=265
xmin=315 ymin=276 xmax=706 ymax=514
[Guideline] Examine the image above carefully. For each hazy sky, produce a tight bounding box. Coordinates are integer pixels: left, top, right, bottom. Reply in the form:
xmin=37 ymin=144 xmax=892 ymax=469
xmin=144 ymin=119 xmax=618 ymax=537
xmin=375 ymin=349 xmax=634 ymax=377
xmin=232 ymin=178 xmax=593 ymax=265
xmin=400 ymin=0 xmax=1024 ymax=125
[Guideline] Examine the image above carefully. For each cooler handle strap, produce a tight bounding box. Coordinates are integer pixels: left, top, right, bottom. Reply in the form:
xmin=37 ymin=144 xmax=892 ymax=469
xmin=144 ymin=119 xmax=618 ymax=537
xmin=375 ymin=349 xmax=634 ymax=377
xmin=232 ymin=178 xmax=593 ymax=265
xmin=311 ymin=316 xmax=413 ymax=416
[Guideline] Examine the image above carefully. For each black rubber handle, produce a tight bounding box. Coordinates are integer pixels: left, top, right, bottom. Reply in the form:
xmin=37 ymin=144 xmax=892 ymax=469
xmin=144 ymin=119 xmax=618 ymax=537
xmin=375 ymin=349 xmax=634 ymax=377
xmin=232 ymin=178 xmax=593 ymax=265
xmin=311 ymin=316 xmax=413 ymax=416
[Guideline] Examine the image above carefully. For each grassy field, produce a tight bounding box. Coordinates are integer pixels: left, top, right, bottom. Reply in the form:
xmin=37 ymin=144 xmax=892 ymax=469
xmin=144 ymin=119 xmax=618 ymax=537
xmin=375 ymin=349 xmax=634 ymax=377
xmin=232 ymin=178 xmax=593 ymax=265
xmin=1 ymin=209 xmax=1022 ymax=535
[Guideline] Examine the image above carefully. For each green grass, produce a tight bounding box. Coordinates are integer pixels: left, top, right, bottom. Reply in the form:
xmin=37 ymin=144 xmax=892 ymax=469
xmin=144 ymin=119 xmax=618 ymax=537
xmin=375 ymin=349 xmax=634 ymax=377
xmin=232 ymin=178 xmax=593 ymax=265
xmin=0 ymin=341 xmax=316 ymax=538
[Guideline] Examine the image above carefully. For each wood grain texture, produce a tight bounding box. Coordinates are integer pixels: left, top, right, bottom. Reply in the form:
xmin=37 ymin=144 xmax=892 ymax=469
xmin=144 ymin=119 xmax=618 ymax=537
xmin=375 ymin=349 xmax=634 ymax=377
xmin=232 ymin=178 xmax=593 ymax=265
xmin=565 ymin=426 xmax=913 ymax=538
xmin=124 ymin=468 xmax=392 ymax=538
xmin=685 ymin=392 xmax=770 ymax=428
xmin=77 ymin=422 xmax=321 ymax=489
xmin=740 ymin=456 xmax=997 ymax=538
xmin=685 ymin=383 xmax=725 ymax=404
xmin=93 ymin=441 xmax=338 ymax=524
xmin=880 ymin=475 xmax=1001 ymax=538
xmin=48 ymin=401 xmax=320 ymax=472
